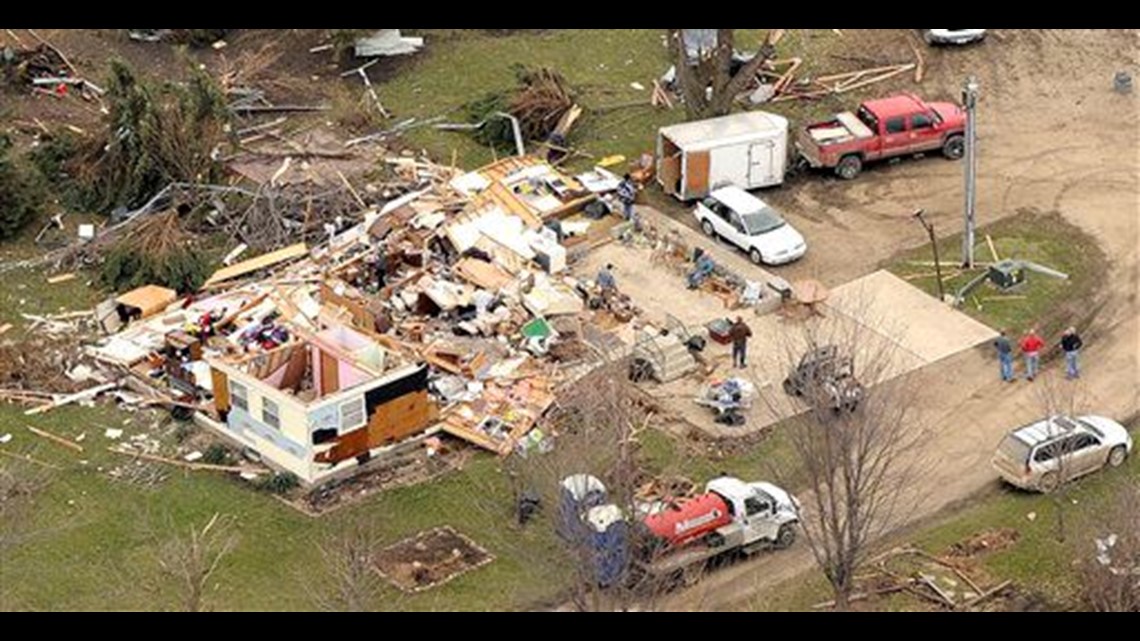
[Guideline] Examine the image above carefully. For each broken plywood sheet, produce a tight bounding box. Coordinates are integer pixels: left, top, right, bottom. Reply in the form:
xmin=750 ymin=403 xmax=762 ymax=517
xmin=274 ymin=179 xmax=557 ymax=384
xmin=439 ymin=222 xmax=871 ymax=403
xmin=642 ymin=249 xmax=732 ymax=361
xmin=521 ymin=277 xmax=583 ymax=317
xmin=202 ymin=243 xmax=308 ymax=288
xmin=374 ymin=526 xmax=492 ymax=593
xmin=354 ymin=29 xmax=424 ymax=58
xmin=115 ymin=285 xmax=178 ymax=318
xmin=452 ymin=258 xmax=514 ymax=291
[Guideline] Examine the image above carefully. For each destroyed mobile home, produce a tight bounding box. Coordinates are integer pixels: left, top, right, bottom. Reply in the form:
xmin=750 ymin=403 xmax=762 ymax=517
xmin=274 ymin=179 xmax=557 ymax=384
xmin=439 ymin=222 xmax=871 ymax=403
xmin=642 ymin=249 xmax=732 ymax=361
xmin=78 ymin=153 xmax=642 ymax=485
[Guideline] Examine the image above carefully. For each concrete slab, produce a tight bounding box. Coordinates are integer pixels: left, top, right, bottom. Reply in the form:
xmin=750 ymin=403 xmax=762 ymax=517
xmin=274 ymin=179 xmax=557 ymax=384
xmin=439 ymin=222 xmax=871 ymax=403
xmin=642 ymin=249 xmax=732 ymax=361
xmin=825 ymin=269 xmax=999 ymax=365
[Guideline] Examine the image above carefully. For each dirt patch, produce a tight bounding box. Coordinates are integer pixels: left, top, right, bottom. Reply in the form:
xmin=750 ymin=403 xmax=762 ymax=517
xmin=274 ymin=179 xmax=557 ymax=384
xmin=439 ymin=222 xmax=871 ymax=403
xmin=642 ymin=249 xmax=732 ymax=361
xmin=374 ymin=525 xmax=493 ymax=592
xmin=945 ymin=527 xmax=1021 ymax=558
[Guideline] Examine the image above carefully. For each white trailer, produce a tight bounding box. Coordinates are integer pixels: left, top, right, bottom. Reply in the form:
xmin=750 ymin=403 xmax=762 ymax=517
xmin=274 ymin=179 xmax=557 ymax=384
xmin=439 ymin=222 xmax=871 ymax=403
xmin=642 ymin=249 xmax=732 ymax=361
xmin=657 ymin=111 xmax=789 ymax=201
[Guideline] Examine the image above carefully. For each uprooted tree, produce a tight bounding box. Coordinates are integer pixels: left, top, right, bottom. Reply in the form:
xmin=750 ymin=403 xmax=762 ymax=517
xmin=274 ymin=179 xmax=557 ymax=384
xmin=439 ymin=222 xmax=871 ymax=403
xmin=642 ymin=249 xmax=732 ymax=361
xmin=760 ymin=298 xmax=927 ymax=610
xmin=37 ymin=58 xmax=230 ymax=215
xmin=666 ymin=29 xmax=780 ymax=120
xmin=0 ymin=134 xmax=47 ymax=240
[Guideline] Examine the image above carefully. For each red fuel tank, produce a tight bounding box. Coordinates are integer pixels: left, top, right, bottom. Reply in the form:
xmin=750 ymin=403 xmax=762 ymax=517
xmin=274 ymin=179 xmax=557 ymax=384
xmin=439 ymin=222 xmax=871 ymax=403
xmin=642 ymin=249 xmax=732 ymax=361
xmin=642 ymin=492 xmax=733 ymax=548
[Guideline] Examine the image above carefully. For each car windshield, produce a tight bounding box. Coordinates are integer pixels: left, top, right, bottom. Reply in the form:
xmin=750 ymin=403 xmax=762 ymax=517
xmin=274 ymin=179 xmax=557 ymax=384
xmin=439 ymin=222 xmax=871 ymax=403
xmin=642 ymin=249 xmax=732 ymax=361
xmin=741 ymin=207 xmax=786 ymax=235
xmin=856 ymin=105 xmax=879 ymax=132
xmin=998 ymin=434 xmax=1031 ymax=463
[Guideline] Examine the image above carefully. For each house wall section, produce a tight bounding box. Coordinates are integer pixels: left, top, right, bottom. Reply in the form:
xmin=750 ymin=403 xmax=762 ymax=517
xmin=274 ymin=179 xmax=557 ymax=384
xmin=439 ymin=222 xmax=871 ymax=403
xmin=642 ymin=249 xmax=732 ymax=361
xmin=225 ymin=405 xmax=313 ymax=480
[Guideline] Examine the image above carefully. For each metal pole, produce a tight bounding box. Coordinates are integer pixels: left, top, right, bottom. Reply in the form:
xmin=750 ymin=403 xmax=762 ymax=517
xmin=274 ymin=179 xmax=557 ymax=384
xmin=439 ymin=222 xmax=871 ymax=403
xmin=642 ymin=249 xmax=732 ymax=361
xmin=961 ymin=76 xmax=979 ymax=268
xmin=913 ymin=209 xmax=945 ymax=302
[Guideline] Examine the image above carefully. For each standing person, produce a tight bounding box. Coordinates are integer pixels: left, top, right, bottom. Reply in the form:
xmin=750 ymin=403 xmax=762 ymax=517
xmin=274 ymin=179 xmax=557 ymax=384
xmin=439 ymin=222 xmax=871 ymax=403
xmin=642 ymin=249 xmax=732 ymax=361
xmin=729 ymin=316 xmax=753 ymax=369
xmin=616 ymin=174 xmax=638 ymax=222
xmin=596 ymin=264 xmax=617 ymax=292
xmin=1060 ymin=326 xmax=1084 ymax=379
xmin=993 ymin=329 xmax=1015 ymax=382
xmin=1019 ymin=327 xmax=1045 ymax=382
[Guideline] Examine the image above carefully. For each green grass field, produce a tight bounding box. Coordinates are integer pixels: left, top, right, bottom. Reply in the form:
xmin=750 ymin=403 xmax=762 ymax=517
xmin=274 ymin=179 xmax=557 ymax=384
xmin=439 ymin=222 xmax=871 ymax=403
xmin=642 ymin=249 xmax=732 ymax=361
xmin=885 ymin=210 xmax=1109 ymax=340
xmin=755 ymin=420 xmax=1139 ymax=612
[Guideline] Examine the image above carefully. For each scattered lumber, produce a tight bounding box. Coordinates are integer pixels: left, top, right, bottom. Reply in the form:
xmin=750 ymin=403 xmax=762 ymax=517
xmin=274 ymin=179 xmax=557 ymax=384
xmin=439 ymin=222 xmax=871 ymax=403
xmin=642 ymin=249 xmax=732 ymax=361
xmin=24 ymin=382 xmax=118 ymax=416
xmin=986 ymin=234 xmax=1001 ymax=262
xmin=47 ymin=272 xmax=76 ymax=284
xmin=963 ymin=580 xmax=1012 ymax=608
xmin=106 ymin=447 xmax=251 ymax=473
xmin=908 ymin=38 xmax=925 ymax=83
xmin=25 ymin=425 xmax=84 ymax=452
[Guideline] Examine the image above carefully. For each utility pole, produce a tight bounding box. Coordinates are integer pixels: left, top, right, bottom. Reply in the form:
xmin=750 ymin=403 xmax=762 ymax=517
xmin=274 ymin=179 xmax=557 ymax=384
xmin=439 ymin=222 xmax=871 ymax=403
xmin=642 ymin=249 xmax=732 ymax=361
xmin=961 ymin=76 xmax=979 ymax=268
xmin=913 ymin=208 xmax=945 ymax=302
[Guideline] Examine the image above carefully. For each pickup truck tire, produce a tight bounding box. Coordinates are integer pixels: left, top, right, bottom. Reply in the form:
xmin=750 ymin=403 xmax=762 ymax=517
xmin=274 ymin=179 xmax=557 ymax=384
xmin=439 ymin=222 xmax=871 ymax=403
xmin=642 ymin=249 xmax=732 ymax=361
xmin=836 ymin=155 xmax=862 ymax=180
xmin=749 ymin=248 xmax=764 ymax=265
xmin=775 ymin=523 xmax=797 ymax=549
xmin=701 ymin=219 xmax=716 ymax=237
xmin=942 ymin=135 xmax=966 ymax=159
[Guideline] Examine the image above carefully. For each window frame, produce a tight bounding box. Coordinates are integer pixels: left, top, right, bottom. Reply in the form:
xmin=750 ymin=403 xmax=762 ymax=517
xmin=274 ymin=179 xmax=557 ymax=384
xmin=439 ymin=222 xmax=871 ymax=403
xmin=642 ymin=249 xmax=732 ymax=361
xmin=885 ymin=116 xmax=907 ymax=134
xmin=911 ymin=113 xmax=934 ymax=130
xmin=262 ymin=397 xmax=280 ymax=430
xmin=230 ymin=381 xmax=249 ymax=412
xmin=339 ymin=397 xmax=366 ymax=433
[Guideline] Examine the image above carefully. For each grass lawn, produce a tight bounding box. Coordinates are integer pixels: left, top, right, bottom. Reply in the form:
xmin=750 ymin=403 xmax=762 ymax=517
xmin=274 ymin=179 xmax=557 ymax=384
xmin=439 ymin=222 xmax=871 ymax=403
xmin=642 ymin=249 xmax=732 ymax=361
xmin=755 ymin=419 xmax=1139 ymax=612
xmin=884 ymin=209 xmax=1109 ymax=340
xmin=377 ymin=29 xmax=917 ymax=173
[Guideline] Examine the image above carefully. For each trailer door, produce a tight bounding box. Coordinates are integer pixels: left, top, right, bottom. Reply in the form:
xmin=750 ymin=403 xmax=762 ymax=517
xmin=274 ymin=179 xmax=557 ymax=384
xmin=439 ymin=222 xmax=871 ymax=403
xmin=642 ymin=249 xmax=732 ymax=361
xmin=747 ymin=140 xmax=777 ymax=187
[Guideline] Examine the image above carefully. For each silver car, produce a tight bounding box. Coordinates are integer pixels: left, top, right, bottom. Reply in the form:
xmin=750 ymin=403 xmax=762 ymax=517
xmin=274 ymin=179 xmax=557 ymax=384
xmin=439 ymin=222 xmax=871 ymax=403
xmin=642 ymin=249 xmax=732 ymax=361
xmin=992 ymin=415 xmax=1133 ymax=493
xmin=924 ymin=29 xmax=987 ymax=45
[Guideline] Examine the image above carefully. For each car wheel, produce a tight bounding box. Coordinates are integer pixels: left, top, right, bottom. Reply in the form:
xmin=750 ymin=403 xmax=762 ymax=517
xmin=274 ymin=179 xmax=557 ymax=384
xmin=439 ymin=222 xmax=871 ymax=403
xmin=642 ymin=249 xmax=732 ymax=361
xmin=1037 ymin=471 xmax=1061 ymax=493
xmin=701 ymin=219 xmax=716 ymax=237
xmin=943 ymin=135 xmax=966 ymax=159
xmin=1107 ymin=445 xmax=1128 ymax=468
xmin=836 ymin=155 xmax=862 ymax=180
xmin=749 ymin=248 xmax=764 ymax=265
xmin=775 ymin=523 xmax=797 ymax=549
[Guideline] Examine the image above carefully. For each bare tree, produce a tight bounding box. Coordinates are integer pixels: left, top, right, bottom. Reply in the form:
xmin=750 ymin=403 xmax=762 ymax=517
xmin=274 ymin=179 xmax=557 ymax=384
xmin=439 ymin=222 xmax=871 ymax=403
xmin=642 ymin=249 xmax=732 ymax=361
xmin=666 ymin=29 xmax=779 ymax=119
xmin=760 ymin=298 xmax=928 ymax=610
xmin=1076 ymin=480 xmax=1140 ymax=612
xmin=1028 ymin=369 xmax=1095 ymax=543
xmin=307 ymin=516 xmax=386 ymax=612
xmin=155 ymin=512 xmax=239 ymax=612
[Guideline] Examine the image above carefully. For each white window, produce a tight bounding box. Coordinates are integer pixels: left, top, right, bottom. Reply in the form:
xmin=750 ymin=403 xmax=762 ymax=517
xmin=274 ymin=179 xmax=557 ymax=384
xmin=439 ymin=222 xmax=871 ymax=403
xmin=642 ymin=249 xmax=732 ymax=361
xmin=262 ymin=398 xmax=280 ymax=430
xmin=230 ymin=381 xmax=249 ymax=412
xmin=339 ymin=397 xmax=365 ymax=432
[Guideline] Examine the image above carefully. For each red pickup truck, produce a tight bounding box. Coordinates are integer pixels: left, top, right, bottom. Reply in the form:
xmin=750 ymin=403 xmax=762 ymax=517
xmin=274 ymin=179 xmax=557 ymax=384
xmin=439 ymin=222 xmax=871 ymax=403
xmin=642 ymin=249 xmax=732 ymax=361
xmin=796 ymin=93 xmax=967 ymax=179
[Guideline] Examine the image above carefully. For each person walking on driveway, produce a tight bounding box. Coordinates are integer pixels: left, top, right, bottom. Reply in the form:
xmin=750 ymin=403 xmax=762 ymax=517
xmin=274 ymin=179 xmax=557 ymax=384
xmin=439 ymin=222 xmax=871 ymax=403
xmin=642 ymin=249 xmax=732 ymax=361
xmin=993 ymin=330 xmax=1015 ymax=382
xmin=729 ymin=316 xmax=753 ymax=369
xmin=1020 ymin=327 xmax=1045 ymax=381
xmin=1060 ymin=326 xmax=1084 ymax=379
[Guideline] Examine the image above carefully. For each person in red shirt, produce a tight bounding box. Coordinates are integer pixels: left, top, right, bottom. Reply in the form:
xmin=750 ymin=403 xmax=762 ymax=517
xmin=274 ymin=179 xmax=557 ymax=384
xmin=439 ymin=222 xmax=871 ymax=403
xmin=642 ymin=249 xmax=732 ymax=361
xmin=1019 ymin=327 xmax=1045 ymax=381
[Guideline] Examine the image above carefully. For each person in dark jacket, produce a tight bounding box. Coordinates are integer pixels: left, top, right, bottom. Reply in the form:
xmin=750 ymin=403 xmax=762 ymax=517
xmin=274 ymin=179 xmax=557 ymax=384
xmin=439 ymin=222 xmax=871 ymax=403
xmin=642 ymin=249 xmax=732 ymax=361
xmin=993 ymin=330 xmax=1014 ymax=382
xmin=1060 ymin=327 xmax=1084 ymax=379
xmin=729 ymin=316 xmax=753 ymax=368
xmin=616 ymin=174 xmax=637 ymax=222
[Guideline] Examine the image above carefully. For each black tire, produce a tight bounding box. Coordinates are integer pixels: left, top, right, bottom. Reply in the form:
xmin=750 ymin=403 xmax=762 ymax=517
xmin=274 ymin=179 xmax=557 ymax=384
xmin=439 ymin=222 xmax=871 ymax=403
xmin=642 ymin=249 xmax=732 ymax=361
xmin=704 ymin=531 xmax=727 ymax=548
xmin=782 ymin=378 xmax=796 ymax=396
xmin=701 ymin=219 xmax=716 ymax=237
xmin=943 ymin=135 xmax=966 ymax=159
xmin=836 ymin=155 xmax=862 ymax=180
xmin=749 ymin=248 xmax=764 ymax=265
xmin=775 ymin=523 xmax=797 ymax=549
xmin=1107 ymin=445 xmax=1128 ymax=468
xmin=1037 ymin=471 xmax=1060 ymax=493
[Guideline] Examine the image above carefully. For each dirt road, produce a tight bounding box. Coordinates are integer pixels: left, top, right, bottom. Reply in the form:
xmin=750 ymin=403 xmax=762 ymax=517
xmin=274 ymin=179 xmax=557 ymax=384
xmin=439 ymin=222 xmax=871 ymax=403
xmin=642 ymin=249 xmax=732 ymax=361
xmin=659 ymin=29 xmax=1139 ymax=610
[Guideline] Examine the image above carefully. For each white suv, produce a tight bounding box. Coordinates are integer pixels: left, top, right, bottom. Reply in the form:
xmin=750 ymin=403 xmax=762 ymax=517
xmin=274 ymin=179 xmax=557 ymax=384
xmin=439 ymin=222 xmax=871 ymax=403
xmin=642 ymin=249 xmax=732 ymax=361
xmin=693 ymin=186 xmax=807 ymax=266
xmin=992 ymin=415 xmax=1132 ymax=493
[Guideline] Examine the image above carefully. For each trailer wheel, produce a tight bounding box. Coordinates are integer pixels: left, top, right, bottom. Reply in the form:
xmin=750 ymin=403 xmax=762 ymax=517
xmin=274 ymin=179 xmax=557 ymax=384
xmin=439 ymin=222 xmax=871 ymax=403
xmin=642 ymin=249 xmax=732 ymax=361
xmin=836 ymin=155 xmax=862 ymax=180
xmin=701 ymin=219 xmax=716 ymax=237
xmin=775 ymin=523 xmax=797 ymax=549
xmin=943 ymin=135 xmax=966 ymax=159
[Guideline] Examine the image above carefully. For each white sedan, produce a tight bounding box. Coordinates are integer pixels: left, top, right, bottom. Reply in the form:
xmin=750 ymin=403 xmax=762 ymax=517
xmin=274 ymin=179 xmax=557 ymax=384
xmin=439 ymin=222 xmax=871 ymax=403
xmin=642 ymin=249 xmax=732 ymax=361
xmin=694 ymin=186 xmax=806 ymax=266
xmin=924 ymin=29 xmax=987 ymax=45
